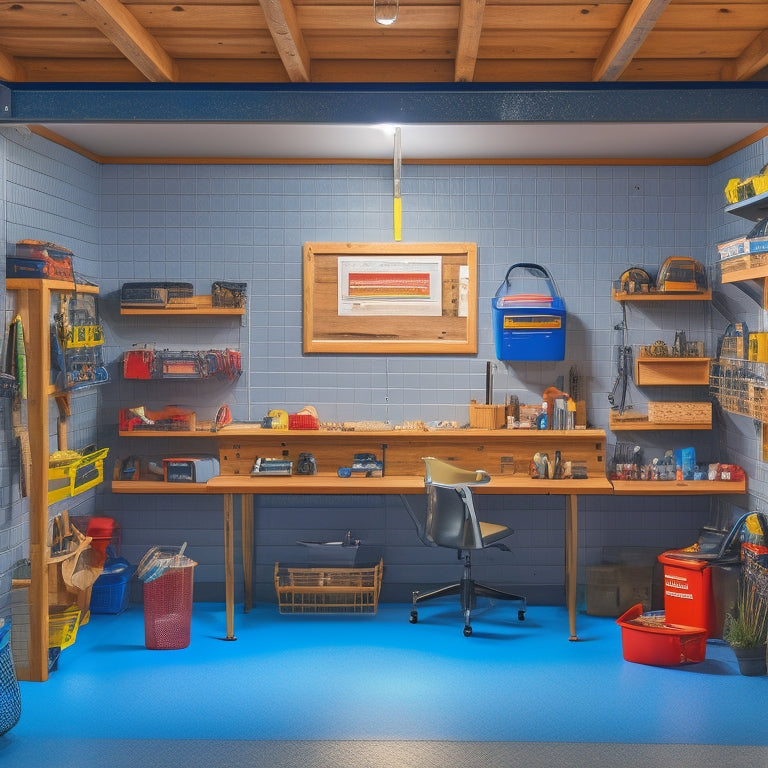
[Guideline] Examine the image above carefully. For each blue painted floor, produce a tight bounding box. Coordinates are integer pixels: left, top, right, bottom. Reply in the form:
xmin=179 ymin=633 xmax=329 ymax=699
xmin=4 ymin=600 xmax=768 ymax=748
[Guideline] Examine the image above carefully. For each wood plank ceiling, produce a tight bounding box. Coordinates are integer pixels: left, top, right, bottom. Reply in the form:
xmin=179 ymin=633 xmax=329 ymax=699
xmin=0 ymin=0 xmax=767 ymax=86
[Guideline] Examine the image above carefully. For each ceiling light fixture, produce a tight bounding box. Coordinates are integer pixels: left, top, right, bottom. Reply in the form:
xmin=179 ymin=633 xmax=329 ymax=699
xmin=374 ymin=0 xmax=398 ymax=26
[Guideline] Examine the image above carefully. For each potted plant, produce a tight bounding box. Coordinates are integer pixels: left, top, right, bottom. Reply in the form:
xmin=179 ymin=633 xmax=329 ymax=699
xmin=722 ymin=576 xmax=768 ymax=676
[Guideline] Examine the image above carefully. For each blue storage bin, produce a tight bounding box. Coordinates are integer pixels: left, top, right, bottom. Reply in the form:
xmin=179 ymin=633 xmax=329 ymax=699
xmin=90 ymin=558 xmax=134 ymax=614
xmin=492 ymin=263 xmax=566 ymax=361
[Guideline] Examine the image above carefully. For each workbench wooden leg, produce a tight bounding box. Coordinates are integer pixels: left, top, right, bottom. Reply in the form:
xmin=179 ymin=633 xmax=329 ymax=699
xmin=565 ymin=494 xmax=579 ymax=641
xmin=241 ymin=493 xmax=253 ymax=613
xmin=223 ymin=493 xmax=236 ymax=640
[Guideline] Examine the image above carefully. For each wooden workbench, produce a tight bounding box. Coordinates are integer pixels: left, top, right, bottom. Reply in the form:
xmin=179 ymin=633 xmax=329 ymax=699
xmin=112 ymin=426 xmax=746 ymax=642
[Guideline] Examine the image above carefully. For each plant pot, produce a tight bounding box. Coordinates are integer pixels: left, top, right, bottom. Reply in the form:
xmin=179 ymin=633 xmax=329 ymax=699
xmin=731 ymin=645 xmax=767 ymax=676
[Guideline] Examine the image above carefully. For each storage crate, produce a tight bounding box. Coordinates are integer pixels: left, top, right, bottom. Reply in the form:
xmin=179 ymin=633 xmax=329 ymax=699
xmin=90 ymin=559 xmax=134 ymax=614
xmin=616 ymin=604 xmax=707 ymax=666
xmin=274 ymin=559 xmax=383 ymax=615
xmin=647 ymin=401 xmax=712 ymax=426
xmin=469 ymin=402 xmax=506 ymax=429
xmin=48 ymin=447 xmax=109 ymax=504
xmin=48 ymin=605 xmax=81 ymax=650
xmin=586 ymin=565 xmax=654 ymax=617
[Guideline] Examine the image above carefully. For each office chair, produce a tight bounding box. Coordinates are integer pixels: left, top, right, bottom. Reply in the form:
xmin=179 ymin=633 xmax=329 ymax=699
xmin=409 ymin=456 xmax=526 ymax=636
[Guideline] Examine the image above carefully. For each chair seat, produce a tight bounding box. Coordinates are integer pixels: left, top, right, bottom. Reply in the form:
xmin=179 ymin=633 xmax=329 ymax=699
xmin=479 ymin=521 xmax=511 ymax=546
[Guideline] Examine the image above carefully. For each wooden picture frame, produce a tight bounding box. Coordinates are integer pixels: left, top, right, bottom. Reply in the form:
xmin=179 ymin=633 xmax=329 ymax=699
xmin=303 ymin=242 xmax=477 ymax=354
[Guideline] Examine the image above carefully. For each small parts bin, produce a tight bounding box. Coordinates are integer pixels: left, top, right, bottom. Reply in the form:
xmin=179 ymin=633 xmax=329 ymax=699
xmin=137 ymin=545 xmax=196 ymax=650
xmin=492 ymin=263 xmax=566 ymax=361
xmin=616 ymin=604 xmax=707 ymax=666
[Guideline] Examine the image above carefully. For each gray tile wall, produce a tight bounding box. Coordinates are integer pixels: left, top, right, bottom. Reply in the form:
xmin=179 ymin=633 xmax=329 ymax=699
xmin=0 ymin=127 xmax=102 ymax=620
xmin=2 ymin=127 xmax=765 ymax=613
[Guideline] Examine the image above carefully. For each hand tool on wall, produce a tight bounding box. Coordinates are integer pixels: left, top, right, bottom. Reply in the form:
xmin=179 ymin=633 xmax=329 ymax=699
xmin=6 ymin=315 xmax=30 ymax=496
xmin=608 ymin=304 xmax=632 ymax=414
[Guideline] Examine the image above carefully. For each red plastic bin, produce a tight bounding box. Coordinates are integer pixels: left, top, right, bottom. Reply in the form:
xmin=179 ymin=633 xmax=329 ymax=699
xmin=658 ymin=553 xmax=714 ymax=637
xmin=143 ymin=566 xmax=195 ymax=650
xmin=616 ymin=603 xmax=707 ymax=666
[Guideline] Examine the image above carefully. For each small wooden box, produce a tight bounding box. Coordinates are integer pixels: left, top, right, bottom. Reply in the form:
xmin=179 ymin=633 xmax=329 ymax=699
xmin=647 ymin=401 xmax=712 ymax=425
xmin=469 ymin=402 xmax=506 ymax=429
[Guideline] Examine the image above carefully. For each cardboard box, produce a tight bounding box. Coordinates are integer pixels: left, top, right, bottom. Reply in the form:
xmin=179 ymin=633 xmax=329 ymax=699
xmin=586 ymin=565 xmax=654 ymax=617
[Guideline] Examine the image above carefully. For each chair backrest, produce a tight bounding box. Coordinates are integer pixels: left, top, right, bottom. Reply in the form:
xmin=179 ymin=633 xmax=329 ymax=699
xmin=422 ymin=457 xmax=490 ymax=551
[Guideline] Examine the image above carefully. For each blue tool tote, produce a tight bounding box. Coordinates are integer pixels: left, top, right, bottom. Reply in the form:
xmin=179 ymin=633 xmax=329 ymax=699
xmin=492 ymin=263 xmax=566 ymax=361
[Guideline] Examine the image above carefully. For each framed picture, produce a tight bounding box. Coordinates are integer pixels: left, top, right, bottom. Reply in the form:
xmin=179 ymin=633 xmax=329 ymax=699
xmin=303 ymin=242 xmax=477 ymax=354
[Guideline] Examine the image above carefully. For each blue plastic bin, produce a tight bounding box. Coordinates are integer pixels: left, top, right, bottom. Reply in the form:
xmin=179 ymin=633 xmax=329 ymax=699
xmin=492 ymin=263 xmax=566 ymax=361
xmin=90 ymin=558 xmax=134 ymax=615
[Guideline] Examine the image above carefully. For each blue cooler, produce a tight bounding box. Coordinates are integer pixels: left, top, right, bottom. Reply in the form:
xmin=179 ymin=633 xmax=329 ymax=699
xmin=492 ymin=263 xmax=566 ymax=361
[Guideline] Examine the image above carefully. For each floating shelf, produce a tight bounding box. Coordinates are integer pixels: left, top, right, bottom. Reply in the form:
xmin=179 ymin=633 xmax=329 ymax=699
xmin=120 ymin=294 xmax=244 ymax=315
xmin=612 ymin=288 xmax=711 ymax=302
xmin=609 ymin=413 xmax=712 ymax=431
xmin=634 ymin=357 xmax=710 ymax=386
xmin=720 ymin=263 xmax=768 ymax=285
xmin=725 ymin=190 xmax=768 ymax=222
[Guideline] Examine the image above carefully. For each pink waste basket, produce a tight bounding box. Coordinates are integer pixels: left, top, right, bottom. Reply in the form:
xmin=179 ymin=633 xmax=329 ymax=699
xmin=143 ymin=564 xmax=195 ymax=650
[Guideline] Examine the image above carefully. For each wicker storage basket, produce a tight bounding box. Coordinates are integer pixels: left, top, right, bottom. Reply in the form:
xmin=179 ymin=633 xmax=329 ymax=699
xmin=274 ymin=559 xmax=383 ymax=615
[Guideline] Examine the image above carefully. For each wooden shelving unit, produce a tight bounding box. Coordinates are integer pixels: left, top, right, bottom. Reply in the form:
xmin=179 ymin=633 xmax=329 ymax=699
xmin=716 ymin=192 xmax=768 ymax=460
xmin=6 ymin=277 xmax=100 ymax=682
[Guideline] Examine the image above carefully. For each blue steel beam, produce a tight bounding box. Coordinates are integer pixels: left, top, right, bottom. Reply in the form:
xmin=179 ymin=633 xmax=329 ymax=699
xmin=1 ymin=82 xmax=768 ymax=124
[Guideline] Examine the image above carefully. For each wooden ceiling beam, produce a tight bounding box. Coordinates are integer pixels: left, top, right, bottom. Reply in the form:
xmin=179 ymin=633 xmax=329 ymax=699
xmin=721 ymin=28 xmax=768 ymax=81
xmin=0 ymin=49 xmax=22 ymax=81
xmin=455 ymin=0 xmax=486 ymax=82
xmin=258 ymin=0 xmax=312 ymax=82
xmin=592 ymin=0 xmax=671 ymax=82
xmin=76 ymin=0 xmax=179 ymax=82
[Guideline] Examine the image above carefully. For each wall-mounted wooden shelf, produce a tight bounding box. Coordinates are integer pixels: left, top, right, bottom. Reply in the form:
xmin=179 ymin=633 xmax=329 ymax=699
xmin=7 ymin=278 xmax=99 ymax=294
xmin=120 ymin=294 xmax=244 ymax=316
xmin=720 ymin=263 xmax=768 ymax=285
xmin=609 ymin=413 xmax=712 ymax=431
xmin=118 ymin=430 xmax=216 ymax=438
xmin=612 ymin=288 xmax=712 ymax=301
xmin=634 ymin=357 xmax=710 ymax=386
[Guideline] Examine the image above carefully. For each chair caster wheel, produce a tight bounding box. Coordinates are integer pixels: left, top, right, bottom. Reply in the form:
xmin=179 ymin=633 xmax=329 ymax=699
xmin=410 ymin=611 xmax=418 ymax=624
xmin=463 ymin=625 xmax=472 ymax=637
xmin=518 ymin=610 xmax=526 ymax=621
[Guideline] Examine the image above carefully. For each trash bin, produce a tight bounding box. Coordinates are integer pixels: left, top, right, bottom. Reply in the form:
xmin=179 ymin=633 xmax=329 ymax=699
xmin=0 ymin=621 xmax=21 ymax=736
xmin=658 ymin=513 xmax=748 ymax=638
xmin=137 ymin=545 xmax=197 ymax=650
